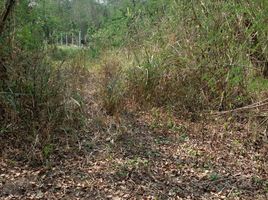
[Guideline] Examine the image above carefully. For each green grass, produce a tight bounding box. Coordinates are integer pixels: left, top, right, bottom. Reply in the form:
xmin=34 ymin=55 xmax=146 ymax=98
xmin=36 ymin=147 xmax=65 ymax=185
xmin=50 ymin=46 xmax=83 ymax=61
xmin=248 ymin=77 xmax=268 ymax=94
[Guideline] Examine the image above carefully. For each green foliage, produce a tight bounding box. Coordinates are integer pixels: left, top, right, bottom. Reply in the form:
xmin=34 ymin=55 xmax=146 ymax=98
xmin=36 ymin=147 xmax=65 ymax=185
xmin=209 ymin=172 xmax=220 ymax=181
xmin=248 ymin=77 xmax=268 ymax=94
xmin=92 ymin=0 xmax=168 ymax=49
xmin=16 ymin=24 xmax=43 ymax=50
xmin=43 ymin=143 xmax=54 ymax=159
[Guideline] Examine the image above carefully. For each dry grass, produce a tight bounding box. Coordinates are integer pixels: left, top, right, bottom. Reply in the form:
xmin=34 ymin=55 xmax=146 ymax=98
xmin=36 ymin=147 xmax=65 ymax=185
xmin=0 ymin=47 xmax=88 ymax=163
xmin=96 ymin=56 xmax=126 ymax=116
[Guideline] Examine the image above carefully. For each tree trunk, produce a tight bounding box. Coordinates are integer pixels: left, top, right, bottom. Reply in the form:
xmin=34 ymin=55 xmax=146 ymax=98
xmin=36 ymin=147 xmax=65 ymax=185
xmin=0 ymin=0 xmax=16 ymax=90
xmin=0 ymin=0 xmax=16 ymax=36
xmin=263 ymin=63 xmax=268 ymax=78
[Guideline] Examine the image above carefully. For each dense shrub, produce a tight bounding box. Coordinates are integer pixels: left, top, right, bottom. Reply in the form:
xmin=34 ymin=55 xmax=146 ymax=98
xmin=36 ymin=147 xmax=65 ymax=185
xmin=0 ymin=47 xmax=87 ymax=147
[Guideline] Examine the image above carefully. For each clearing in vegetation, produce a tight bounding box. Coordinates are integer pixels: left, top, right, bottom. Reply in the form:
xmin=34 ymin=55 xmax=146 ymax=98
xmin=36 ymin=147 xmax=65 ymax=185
xmin=0 ymin=0 xmax=267 ymax=199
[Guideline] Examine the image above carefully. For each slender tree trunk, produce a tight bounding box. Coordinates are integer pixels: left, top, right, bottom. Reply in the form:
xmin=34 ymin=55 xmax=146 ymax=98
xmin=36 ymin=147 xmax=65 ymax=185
xmin=78 ymin=31 xmax=81 ymax=47
xmin=72 ymin=33 xmax=74 ymax=45
xmin=61 ymin=33 xmax=63 ymax=45
xmin=0 ymin=0 xmax=16 ymax=91
xmin=0 ymin=0 xmax=16 ymax=36
xmin=263 ymin=63 xmax=268 ymax=78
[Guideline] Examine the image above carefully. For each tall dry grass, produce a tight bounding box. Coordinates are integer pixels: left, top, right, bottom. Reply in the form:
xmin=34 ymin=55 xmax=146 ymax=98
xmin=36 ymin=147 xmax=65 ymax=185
xmin=0 ymin=47 xmax=88 ymax=162
xmin=96 ymin=0 xmax=267 ymax=117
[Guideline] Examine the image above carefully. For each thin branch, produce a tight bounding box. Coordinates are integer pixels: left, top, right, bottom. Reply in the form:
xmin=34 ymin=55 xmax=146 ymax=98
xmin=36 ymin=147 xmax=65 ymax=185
xmin=212 ymin=99 xmax=268 ymax=115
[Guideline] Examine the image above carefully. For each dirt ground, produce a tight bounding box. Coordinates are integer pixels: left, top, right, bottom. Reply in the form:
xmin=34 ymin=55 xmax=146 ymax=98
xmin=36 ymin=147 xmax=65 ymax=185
xmin=0 ymin=112 xmax=267 ymax=199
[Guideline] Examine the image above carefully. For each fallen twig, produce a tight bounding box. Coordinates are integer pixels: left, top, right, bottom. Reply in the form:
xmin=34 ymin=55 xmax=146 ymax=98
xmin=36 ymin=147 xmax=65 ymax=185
xmin=211 ymin=98 xmax=268 ymax=115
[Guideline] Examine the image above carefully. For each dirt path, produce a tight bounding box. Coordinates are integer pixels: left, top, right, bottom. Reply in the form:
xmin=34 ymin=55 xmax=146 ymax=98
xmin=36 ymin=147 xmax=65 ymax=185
xmin=1 ymin=114 xmax=267 ymax=199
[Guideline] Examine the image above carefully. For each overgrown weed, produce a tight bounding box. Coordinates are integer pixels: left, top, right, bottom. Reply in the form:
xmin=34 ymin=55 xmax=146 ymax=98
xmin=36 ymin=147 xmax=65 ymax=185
xmin=0 ymin=47 xmax=88 ymax=162
xmin=96 ymin=56 xmax=126 ymax=116
xmin=96 ymin=0 xmax=268 ymax=119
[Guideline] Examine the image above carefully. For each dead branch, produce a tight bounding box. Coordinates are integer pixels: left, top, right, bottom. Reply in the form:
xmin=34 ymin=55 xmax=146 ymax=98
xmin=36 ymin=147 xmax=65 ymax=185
xmin=212 ymin=98 xmax=268 ymax=115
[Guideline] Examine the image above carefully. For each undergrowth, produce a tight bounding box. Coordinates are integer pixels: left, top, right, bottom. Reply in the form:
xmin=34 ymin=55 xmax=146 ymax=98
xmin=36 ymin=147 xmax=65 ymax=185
xmin=0 ymin=45 xmax=88 ymax=162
